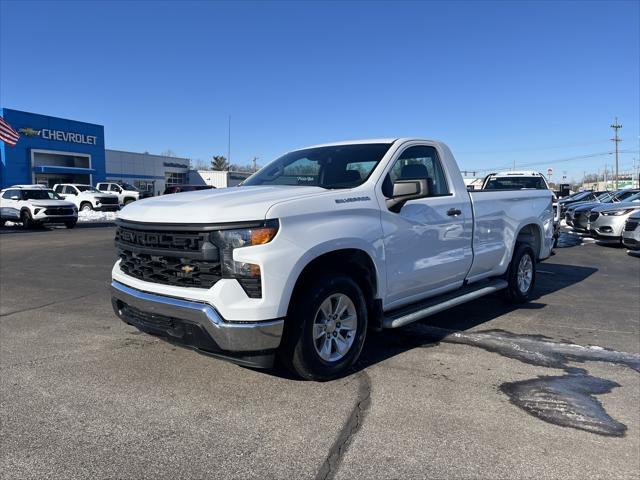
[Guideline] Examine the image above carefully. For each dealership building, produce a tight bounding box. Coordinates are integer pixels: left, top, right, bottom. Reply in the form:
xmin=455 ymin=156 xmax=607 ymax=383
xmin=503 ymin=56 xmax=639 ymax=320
xmin=0 ymin=108 xmax=190 ymax=194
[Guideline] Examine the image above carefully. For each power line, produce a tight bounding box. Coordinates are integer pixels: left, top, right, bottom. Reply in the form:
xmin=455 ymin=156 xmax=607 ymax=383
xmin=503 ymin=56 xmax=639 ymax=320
xmin=456 ymin=139 xmax=611 ymax=155
xmin=464 ymin=149 xmax=638 ymax=174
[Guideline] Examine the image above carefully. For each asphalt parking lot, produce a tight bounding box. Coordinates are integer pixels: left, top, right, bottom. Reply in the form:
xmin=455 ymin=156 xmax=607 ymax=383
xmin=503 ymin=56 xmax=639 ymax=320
xmin=1 ymin=224 xmax=639 ymax=479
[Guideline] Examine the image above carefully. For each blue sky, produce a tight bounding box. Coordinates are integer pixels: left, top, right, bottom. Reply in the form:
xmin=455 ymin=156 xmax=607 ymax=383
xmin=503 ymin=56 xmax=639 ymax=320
xmin=1 ymin=0 xmax=638 ymax=181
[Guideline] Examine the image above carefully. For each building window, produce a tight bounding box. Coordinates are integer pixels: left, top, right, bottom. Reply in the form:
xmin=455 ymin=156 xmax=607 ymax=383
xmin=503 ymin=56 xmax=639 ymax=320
xmin=134 ymin=180 xmax=155 ymax=193
xmin=165 ymin=171 xmax=187 ymax=186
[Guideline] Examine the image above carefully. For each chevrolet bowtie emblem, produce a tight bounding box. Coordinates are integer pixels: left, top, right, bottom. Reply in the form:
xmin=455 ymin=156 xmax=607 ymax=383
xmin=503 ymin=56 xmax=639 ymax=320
xmin=181 ymin=265 xmax=195 ymax=273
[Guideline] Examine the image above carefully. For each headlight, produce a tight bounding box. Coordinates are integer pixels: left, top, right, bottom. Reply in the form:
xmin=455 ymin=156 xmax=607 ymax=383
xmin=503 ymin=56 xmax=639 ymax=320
xmin=212 ymin=219 xmax=279 ymax=278
xmin=602 ymin=209 xmax=635 ymax=216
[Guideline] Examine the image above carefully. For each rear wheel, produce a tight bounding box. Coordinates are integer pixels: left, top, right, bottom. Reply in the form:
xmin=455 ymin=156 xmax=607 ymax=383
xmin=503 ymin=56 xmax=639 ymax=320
xmin=20 ymin=210 xmax=34 ymax=229
xmin=279 ymin=273 xmax=368 ymax=381
xmin=502 ymin=243 xmax=536 ymax=303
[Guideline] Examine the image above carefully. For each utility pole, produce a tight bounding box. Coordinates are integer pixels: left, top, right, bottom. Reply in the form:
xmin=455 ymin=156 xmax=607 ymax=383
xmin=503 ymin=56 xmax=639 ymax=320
xmin=610 ymin=117 xmax=622 ymax=189
xmin=252 ymin=156 xmax=259 ymax=172
xmin=227 ymin=115 xmax=232 ymax=165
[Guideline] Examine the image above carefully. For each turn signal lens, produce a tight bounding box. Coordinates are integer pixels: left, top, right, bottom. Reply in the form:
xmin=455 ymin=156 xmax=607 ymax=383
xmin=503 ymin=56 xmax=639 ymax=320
xmin=251 ymin=226 xmax=278 ymax=245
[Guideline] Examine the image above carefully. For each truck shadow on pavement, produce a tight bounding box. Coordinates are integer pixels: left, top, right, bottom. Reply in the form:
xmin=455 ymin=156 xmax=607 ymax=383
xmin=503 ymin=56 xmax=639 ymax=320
xmin=358 ymin=262 xmax=598 ymax=370
xmin=351 ymin=263 xmax=640 ymax=438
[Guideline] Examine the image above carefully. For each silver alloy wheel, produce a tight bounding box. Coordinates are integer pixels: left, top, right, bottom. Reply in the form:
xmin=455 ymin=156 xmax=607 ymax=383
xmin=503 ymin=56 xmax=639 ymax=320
xmin=312 ymin=293 xmax=357 ymax=363
xmin=517 ymin=254 xmax=533 ymax=293
xmin=81 ymin=204 xmax=92 ymax=211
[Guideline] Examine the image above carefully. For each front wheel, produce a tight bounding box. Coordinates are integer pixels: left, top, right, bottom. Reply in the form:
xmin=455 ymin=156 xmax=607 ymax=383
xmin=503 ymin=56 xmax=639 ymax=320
xmin=21 ymin=210 xmax=34 ymax=229
xmin=279 ymin=273 xmax=368 ymax=381
xmin=80 ymin=202 xmax=93 ymax=212
xmin=502 ymin=243 xmax=536 ymax=303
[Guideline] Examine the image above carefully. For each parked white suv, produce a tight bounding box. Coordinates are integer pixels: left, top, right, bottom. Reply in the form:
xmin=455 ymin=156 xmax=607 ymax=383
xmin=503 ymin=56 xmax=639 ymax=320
xmin=96 ymin=182 xmax=141 ymax=206
xmin=1 ymin=185 xmax=78 ymax=229
xmin=53 ymin=184 xmax=120 ymax=212
xmin=110 ymin=138 xmax=554 ymax=380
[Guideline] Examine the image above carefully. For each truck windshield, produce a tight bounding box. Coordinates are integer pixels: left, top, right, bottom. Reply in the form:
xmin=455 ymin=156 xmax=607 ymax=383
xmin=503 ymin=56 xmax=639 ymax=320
xmin=120 ymin=183 xmax=139 ymax=191
xmin=76 ymin=185 xmax=100 ymax=193
xmin=484 ymin=176 xmax=546 ymax=190
xmin=243 ymin=143 xmax=392 ymax=189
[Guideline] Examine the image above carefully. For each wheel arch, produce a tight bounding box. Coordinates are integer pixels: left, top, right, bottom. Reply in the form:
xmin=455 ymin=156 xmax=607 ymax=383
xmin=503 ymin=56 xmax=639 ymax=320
xmin=515 ymin=222 xmax=543 ymax=260
xmin=286 ymin=248 xmax=381 ymax=326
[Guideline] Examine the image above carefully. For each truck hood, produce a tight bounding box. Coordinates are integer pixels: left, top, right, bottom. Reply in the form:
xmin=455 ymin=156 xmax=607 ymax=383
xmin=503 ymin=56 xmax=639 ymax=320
xmin=118 ymin=185 xmax=327 ymax=224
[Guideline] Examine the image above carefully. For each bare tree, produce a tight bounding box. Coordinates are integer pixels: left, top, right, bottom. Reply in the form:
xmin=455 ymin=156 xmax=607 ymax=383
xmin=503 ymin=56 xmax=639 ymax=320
xmin=191 ymin=159 xmax=209 ymax=170
xmin=161 ymin=149 xmax=177 ymax=157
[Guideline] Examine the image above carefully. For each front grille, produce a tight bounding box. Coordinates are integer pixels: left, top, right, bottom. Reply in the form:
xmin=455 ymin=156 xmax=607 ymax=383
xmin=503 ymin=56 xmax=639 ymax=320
xmin=118 ymin=248 xmax=222 ymax=288
xmin=115 ymin=222 xmax=263 ymax=297
xmin=116 ymin=224 xmax=222 ymax=288
xmin=589 ymin=212 xmax=600 ymax=222
xmin=44 ymin=207 xmax=74 ymax=216
xmin=625 ymin=221 xmax=638 ymax=232
xmin=100 ymin=196 xmax=119 ymax=205
xmin=116 ymin=226 xmax=211 ymax=254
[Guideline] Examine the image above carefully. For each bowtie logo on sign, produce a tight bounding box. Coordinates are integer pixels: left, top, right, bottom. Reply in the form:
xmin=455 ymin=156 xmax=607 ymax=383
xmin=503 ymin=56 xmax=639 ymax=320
xmin=18 ymin=126 xmax=98 ymax=145
xmin=18 ymin=127 xmax=40 ymax=137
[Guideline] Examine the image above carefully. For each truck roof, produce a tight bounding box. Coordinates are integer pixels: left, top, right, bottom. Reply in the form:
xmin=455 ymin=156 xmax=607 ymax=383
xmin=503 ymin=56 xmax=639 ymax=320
xmin=302 ymin=137 xmax=442 ymax=149
xmin=488 ymin=171 xmax=545 ymax=177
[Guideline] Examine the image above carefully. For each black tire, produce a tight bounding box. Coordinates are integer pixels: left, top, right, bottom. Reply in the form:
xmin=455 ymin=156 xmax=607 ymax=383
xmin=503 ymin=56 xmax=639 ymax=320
xmin=80 ymin=202 xmax=93 ymax=212
xmin=502 ymin=243 xmax=536 ymax=303
xmin=65 ymin=221 xmax=77 ymax=229
xmin=279 ymin=272 xmax=368 ymax=381
xmin=20 ymin=210 xmax=34 ymax=229
xmin=124 ymin=198 xmax=134 ymax=206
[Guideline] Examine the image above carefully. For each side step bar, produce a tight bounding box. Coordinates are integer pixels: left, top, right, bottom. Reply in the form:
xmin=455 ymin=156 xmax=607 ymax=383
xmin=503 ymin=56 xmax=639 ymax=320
xmin=382 ymin=279 xmax=508 ymax=329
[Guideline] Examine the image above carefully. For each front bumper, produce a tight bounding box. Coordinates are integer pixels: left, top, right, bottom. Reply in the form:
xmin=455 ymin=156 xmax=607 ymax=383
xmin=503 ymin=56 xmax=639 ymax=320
xmin=588 ymin=216 xmax=626 ymax=239
xmin=111 ymin=280 xmax=284 ymax=368
xmin=95 ymin=205 xmax=120 ymax=212
xmin=35 ymin=215 xmax=77 ymax=223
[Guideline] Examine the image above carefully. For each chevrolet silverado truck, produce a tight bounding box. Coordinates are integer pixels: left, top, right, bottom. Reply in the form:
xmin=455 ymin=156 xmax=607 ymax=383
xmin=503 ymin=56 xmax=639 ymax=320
xmin=111 ymin=138 xmax=554 ymax=380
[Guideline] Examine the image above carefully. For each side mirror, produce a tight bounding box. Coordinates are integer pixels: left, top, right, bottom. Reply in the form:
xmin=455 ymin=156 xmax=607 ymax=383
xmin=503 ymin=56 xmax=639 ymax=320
xmin=386 ymin=179 xmax=429 ymax=212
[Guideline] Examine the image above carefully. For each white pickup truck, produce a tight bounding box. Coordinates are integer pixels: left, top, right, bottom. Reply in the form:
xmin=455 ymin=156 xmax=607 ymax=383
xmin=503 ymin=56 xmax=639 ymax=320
xmin=111 ymin=138 xmax=553 ymax=380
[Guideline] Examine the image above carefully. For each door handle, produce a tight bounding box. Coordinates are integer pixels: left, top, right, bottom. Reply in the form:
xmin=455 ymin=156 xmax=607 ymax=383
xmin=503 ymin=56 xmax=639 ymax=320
xmin=447 ymin=208 xmax=462 ymax=217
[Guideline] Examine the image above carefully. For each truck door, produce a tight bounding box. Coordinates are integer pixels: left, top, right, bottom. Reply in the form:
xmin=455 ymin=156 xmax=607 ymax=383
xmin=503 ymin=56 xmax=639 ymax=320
xmin=378 ymin=144 xmax=473 ymax=307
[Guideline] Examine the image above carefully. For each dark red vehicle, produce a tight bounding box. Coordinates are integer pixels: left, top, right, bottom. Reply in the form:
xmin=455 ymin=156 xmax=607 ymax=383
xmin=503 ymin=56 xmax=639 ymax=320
xmin=163 ymin=185 xmax=215 ymax=195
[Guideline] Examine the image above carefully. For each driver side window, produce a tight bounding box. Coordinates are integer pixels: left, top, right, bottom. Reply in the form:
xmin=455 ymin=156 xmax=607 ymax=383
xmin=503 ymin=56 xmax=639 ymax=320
xmin=388 ymin=146 xmax=449 ymax=196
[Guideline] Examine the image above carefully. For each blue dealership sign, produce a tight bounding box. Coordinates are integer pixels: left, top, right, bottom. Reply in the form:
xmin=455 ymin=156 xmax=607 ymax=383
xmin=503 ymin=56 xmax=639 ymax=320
xmin=0 ymin=108 xmax=106 ymax=188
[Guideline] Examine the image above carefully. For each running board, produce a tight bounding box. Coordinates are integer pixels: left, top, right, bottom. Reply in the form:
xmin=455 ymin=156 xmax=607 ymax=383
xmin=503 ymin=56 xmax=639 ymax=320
xmin=382 ymin=279 xmax=508 ymax=329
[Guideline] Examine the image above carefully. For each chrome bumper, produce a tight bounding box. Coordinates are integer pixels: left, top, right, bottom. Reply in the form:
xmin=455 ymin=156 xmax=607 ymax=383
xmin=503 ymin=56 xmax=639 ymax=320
xmin=110 ymin=281 xmax=284 ymax=352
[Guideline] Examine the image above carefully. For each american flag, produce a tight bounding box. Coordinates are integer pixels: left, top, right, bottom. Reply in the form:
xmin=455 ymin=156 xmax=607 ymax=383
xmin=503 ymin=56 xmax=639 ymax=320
xmin=0 ymin=116 xmax=20 ymax=146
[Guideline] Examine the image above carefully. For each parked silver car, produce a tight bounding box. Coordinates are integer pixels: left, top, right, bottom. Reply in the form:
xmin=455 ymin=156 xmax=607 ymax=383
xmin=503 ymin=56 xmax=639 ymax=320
xmin=587 ymin=192 xmax=640 ymax=241
xmin=622 ymin=210 xmax=640 ymax=250
xmin=566 ymin=189 xmax=639 ymax=230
